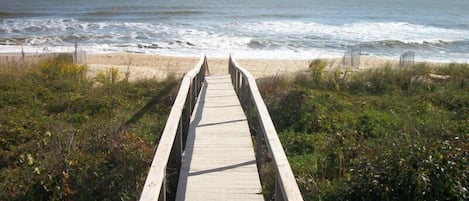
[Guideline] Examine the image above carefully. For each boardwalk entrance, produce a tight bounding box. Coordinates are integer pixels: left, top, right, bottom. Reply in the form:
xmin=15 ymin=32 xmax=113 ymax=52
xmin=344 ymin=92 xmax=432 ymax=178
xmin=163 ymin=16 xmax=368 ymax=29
xmin=175 ymin=75 xmax=263 ymax=200
xmin=140 ymin=56 xmax=303 ymax=201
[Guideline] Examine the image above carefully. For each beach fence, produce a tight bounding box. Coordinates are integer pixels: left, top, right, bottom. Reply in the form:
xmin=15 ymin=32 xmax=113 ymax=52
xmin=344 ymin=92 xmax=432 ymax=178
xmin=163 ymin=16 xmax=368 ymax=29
xmin=342 ymin=48 xmax=361 ymax=67
xmin=0 ymin=51 xmax=87 ymax=66
xmin=400 ymin=51 xmax=415 ymax=67
xmin=73 ymin=50 xmax=87 ymax=64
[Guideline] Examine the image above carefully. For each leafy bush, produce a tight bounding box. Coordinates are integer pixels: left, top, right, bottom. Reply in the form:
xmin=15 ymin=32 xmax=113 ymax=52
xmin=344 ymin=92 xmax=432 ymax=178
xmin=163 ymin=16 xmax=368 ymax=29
xmin=0 ymin=56 xmax=177 ymax=200
xmin=258 ymin=62 xmax=469 ymax=201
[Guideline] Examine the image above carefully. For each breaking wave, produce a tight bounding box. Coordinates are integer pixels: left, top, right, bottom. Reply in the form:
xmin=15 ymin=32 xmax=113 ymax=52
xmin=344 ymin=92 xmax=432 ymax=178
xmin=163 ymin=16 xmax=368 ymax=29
xmin=1 ymin=18 xmax=468 ymax=61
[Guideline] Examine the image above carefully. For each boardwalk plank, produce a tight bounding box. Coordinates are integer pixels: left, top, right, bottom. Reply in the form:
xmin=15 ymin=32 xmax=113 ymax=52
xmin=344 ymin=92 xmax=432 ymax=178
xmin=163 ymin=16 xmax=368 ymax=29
xmin=175 ymin=75 xmax=264 ymax=201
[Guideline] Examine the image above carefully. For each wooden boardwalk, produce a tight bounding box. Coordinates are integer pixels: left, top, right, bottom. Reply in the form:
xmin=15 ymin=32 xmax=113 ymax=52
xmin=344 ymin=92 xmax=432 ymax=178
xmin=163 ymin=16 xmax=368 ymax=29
xmin=175 ymin=74 xmax=264 ymax=201
xmin=139 ymin=57 xmax=303 ymax=201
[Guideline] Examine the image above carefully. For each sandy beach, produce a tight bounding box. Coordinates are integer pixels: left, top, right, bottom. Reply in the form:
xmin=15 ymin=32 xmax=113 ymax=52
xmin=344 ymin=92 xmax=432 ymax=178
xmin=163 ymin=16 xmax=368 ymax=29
xmin=86 ymin=53 xmax=402 ymax=81
xmin=87 ymin=53 xmax=313 ymax=81
xmin=0 ymin=52 xmax=420 ymax=81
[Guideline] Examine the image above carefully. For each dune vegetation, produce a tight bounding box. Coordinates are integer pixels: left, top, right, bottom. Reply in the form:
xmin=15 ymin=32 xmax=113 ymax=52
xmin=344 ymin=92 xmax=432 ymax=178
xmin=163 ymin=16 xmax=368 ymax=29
xmin=0 ymin=55 xmax=177 ymax=201
xmin=257 ymin=61 xmax=468 ymax=201
xmin=1 ymin=55 xmax=467 ymax=201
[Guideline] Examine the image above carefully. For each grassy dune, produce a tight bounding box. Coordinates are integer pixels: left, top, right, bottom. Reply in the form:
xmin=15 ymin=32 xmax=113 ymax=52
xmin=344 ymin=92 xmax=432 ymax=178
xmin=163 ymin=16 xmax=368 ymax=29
xmin=0 ymin=55 xmax=178 ymax=201
xmin=1 ymin=55 xmax=467 ymax=201
xmin=258 ymin=61 xmax=468 ymax=201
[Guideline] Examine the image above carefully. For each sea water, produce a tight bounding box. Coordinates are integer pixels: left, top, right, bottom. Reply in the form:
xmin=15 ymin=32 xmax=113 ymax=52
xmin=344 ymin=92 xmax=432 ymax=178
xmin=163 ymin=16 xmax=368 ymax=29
xmin=1 ymin=0 xmax=468 ymax=62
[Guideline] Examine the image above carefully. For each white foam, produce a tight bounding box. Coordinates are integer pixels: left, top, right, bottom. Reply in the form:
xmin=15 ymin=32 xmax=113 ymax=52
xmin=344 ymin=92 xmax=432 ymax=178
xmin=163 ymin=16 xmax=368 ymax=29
xmin=1 ymin=18 xmax=469 ymax=61
xmin=4 ymin=18 xmax=468 ymax=45
xmin=240 ymin=21 xmax=469 ymax=44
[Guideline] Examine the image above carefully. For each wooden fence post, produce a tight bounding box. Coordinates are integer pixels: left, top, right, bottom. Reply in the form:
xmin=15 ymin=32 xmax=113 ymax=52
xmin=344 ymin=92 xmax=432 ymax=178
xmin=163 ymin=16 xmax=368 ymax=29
xmin=159 ymin=174 xmax=166 ymax=201
xmin=275 ymin=176 xmax=285 ymax=201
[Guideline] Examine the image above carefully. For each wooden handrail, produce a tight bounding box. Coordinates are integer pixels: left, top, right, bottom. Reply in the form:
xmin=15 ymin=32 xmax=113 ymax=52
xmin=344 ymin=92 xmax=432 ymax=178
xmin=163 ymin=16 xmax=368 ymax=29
xmin=139 ymin=55 xmax=207 ymax=201
xmin=229 ymin=56 xmax=304 ymax=201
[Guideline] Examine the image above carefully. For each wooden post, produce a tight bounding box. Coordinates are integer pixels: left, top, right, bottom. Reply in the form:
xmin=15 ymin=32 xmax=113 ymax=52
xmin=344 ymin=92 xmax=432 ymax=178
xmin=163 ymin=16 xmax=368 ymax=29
xmin=255 ymin=111 xmax=264 ymax=175
xmin=246 ymin=89 xmax=253 ymax=119
xmin=21 ymin=46 xmax=25 ymax=65
xmin=275 ymin=176 xmax=285 ymax=201
xmin=236 ymin=70 xmax=239 ymax=93
xmin=195 ymin=75 xmax=199 ymax=97
xmin=240 ymin=77 xmax=245 ymax=105
xmin=191 ymin=79 xmax=197 ymax=111
xmin=239 ymin=77 xmax=244 ymax=102
xmin=237 ymin=71 xmax=242 ymax=92
xmin=232 ymin=69 xmax=235 ymax=87
xmin=242 ymin=78 xmax=249 ymax=107
xmin=170 ymin=120 xmax=183 ymax=167
xmin=73 ymin=42 xmax=77 ymax=64
xmin=159 ymin=174 xmax=166 ymax=201
xmin=182 ymin=98 xmax=191 ymax=150
xmin=188 ymin=82 xmax=194 ymax=115
xmin=234 ymin=70 xmax=239 ymax=93
xmin=204 ymin=56 xmax=210 ymax=75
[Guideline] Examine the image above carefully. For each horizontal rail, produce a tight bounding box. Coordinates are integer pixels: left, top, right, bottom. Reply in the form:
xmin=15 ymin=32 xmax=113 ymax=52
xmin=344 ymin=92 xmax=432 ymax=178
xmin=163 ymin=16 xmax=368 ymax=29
xmin=139 ymin=55 xmax=207 ymax=201
xmin=229 ymin=56 xmax=304 ymax=201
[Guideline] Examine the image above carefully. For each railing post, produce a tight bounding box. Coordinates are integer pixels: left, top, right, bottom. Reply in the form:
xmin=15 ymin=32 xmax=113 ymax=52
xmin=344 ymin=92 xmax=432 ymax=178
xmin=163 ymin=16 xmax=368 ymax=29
xmin=239 ymin=77 xmax=245 ymax=105
xmin=198 ymin=69 xmax=203 ymax=93
xmin=165 ymin=119 xmax=183 ymax=201
xmin=230 ymin=59 xmax=236 ymax=88
xmin=196 ymin=75 xmax=200 ymax=97
xmin=242 ymin=77 xmax=249 ymax=107
xmin=170 ymin=119 xmax=183 ymax=166
xmin=159 ymin=174 xmax=166 ymax=201
xmin=203 ymin=56 xmax=209 ymax=75
xmin=255 ymin=112 xmax=264 ymax=176
xmin=172 ymin=116 xmax=184 ymax=163
xmin=182 ymin=101 xmax=190 ymax=150
xmin=192 ymin=79 xmax=199 ymax=100
xmin=275 ymin=176 xmax=285 ymax=201
xmin=235 ymin=69 xmax=239 ymax=92
xmin=228 ymin=55 xmax=232 ymax=75
xmin=193 ymin=80 xmax=197 ymax=110
xmin=188 ymin=83 xmax=193 ymax=115
xmin=239 ymin=76 xmax=244 ymax=101
xmin=236 ymin=70 xmax=239 ymax=93
xmin=234 ymin=70 xmax=239 ymax=93
xmin=232 ymin=69 xmax=235 ymax=87
xmin=246 ymin=88 xmax=252 ymax=116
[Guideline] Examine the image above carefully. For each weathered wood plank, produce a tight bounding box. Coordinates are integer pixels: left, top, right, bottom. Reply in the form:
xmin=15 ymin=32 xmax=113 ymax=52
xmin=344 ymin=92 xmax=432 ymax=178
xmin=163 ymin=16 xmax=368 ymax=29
xmin=176 ymin=75 xmax=264 ymax=201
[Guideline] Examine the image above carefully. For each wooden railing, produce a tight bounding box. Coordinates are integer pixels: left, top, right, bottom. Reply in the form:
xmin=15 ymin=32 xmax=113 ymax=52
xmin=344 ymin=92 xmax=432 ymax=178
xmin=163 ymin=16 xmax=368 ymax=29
xmin=139 ymin=56 xmax=207 ymax=201
xmin=229 ymin=56 xmax=304 ymax=201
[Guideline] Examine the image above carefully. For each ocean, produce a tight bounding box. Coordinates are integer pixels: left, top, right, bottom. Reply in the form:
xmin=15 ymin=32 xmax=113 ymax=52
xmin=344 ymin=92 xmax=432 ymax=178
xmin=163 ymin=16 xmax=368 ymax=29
xmin=1 ymin=0 xmax=468 ymax=62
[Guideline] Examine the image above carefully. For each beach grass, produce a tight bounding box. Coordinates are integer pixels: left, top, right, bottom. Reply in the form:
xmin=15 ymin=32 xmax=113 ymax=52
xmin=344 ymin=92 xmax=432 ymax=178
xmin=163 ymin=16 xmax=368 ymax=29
xmin=0 ymin=56 xmax=178 ymax=200
xmin=258 ymin=61 xmax=468 ymax=201
xmin=1 ymin=54 xmax=468 ymax=200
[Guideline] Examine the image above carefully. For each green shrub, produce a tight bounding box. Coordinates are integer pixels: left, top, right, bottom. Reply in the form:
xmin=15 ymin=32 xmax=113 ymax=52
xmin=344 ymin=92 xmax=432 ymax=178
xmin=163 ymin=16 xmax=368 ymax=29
xmin=258 ymin=61 xmax=469 ymax=201
xmin=309 ymin=59 xmax=327 ymax=83
xmin=0 ymin=56 xmax=176 ymax=200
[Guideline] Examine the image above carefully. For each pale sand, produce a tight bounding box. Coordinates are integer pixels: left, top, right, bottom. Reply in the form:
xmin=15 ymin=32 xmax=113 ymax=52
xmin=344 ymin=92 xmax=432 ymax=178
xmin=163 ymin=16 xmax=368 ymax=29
xmin=0 ymin=52 xmax=407 ymax=81
xmin=86 ymin=53 xmax=402 ymax=81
